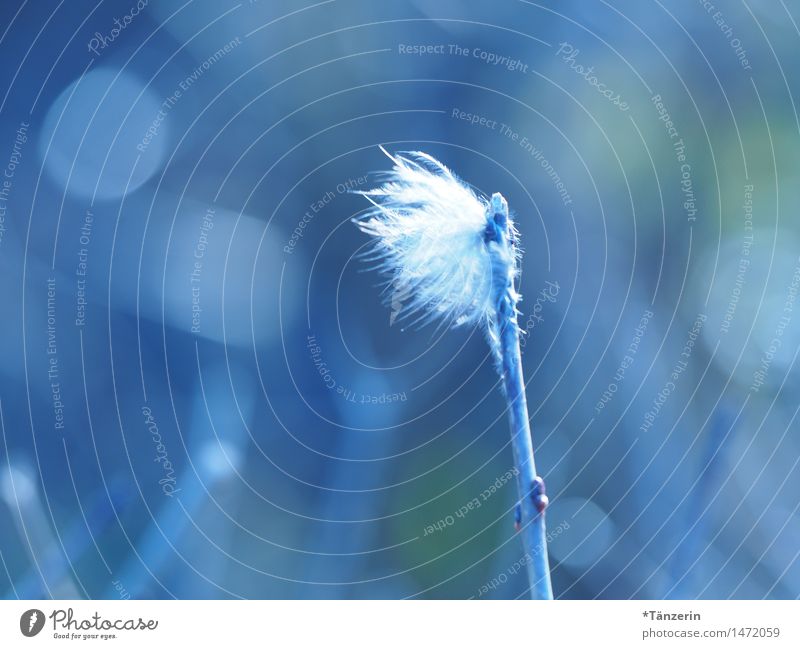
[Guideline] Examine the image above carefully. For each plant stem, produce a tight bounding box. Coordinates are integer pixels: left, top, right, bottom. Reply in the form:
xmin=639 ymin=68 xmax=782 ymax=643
xmin=498 ymin=304 xmax=553 ymax=600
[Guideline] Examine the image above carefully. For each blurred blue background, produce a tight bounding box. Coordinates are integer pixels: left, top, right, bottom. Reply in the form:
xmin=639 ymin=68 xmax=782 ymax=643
xmin=0 ymin=0 xmax=799 ymax=599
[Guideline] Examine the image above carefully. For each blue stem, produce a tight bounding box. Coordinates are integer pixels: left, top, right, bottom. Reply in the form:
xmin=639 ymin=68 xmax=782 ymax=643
xmin=498 ymin=305 xmax=553 ymax=599
xmin=487 ymin=192 xmax=552 ymax=599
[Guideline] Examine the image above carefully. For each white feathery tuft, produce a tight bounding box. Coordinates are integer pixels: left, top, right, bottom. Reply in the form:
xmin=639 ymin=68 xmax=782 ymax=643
xmin=353 ymin=147 xmax=520 ymax=344
xmin=353 ymin=148 xmax=553 ymax=600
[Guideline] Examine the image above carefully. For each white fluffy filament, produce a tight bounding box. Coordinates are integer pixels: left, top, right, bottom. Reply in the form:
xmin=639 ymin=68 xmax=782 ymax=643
xmin=354 ymin=148 xmax=519 ymax=341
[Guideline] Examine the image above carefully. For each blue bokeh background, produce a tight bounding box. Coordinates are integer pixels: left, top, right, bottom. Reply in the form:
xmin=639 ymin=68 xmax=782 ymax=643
xmin=1 ymin=0 xmax=799 ymax=599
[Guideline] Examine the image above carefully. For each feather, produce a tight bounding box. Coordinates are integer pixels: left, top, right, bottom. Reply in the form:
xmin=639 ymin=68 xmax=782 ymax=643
xmin=352 ymin=148 xmax=553 ymax=599
xmin=353 ymin=147 xmax=521 ymax=358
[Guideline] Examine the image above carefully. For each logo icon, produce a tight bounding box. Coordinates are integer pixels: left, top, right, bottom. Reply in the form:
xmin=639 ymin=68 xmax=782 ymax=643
xmin=20 ymin=609 xmax=45 ymax=637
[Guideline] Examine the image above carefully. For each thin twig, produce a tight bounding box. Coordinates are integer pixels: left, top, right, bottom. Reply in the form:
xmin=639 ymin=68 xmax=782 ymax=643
xmin=354 ymin=149 xmax=554 ymax=599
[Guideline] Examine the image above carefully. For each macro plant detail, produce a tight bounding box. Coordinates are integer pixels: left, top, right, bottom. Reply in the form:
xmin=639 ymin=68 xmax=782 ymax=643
xmin=354 ymin=148 xmax=553 ymax=599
